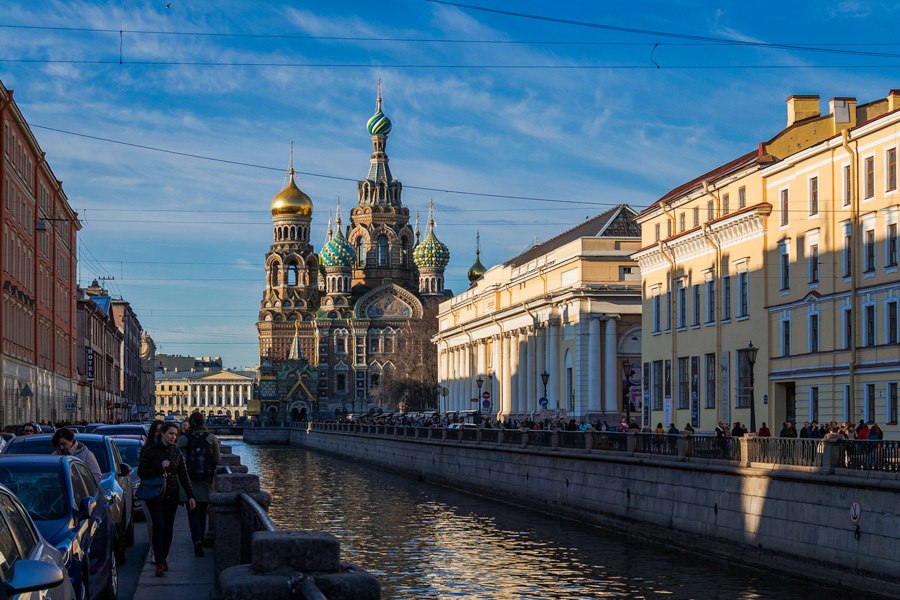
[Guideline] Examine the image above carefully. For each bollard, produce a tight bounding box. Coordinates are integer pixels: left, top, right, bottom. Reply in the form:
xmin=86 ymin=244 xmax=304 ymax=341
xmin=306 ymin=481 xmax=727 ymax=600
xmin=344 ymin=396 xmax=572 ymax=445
xmin=626 ymin=432 xmax=637 ymax=454
xmin=821 ymin=439 xmax=838 ymax=474
xmin=497 ymin=429 xmax=504 ymax=445
xmin=551 ymin=430 xmax=559 ymax=450
xmin=738 ymin=436 xmax=751 ymax=467
xmin=585 ymin=430 xmax=594 ymax=451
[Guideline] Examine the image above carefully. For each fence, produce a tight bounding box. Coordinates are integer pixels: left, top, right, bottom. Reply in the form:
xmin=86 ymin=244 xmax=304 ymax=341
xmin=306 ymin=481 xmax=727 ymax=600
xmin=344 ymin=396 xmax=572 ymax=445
xmin=839 ymin=439 xmax=900 ymax=471
xmin=746 ymin=438 xmax=823 ymax=467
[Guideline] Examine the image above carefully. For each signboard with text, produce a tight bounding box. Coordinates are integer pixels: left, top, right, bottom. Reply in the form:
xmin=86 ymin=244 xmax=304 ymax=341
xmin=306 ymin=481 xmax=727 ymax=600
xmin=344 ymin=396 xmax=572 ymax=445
xmin=64 ymin=396 xmax=77 ymax=413
xmin=85 ymin=348 xmax=95 ymax=382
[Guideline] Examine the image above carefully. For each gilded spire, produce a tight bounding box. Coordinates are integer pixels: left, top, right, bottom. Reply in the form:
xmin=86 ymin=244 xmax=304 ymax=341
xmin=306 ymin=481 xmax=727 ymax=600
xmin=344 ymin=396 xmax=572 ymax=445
xmin=335 ymin=197 xmax=342 ymax=231
xmin=414 ymin=210 xmax=421 ymax=244
xmin=428 ymin=199 xmax=435 ymax=232
xmin=467 ymin=229 xmax=487 ymax=283
xmin=271 ymin=142 xmax=312 ymax=217
xmin=289 ymin=140 xmax=294 ymax=176
xmin=325 ymin=210 xmax=333 ymax=242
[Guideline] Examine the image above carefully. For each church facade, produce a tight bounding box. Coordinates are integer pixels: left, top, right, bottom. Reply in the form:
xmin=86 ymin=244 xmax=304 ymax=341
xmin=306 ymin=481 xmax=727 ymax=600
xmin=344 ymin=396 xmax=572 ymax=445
xmin=255 ymin=86 xmax=451 ymax=421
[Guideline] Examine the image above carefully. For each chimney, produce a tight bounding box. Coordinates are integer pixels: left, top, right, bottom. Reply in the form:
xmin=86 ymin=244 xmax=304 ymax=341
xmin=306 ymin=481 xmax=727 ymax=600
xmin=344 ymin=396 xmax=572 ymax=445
xmin=786 ymin=95 xmax=820 ymax=126
xmin=889 ymin=89 xmax=900 ymax=112
xmin=829 ymin=97 xmax=857 ymax=133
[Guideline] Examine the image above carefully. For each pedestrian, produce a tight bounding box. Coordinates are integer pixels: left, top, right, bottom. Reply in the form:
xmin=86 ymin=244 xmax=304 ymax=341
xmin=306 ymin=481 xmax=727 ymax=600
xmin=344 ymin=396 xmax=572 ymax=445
xmin=139 ymin=421 xmax=196 ymax=577
xmin=180 ymin=419 xmax=191 ymax=435
xmin=141 ymin=420 xmax=165 ymax=558
xmin=779 ymin=421 xmax=797 ymax=438
xmin=21 ymin=424 xmax=35 ymax=436
xmin=177 ymin=412 xmax=221 ymax=557
xmin=757 ymin=422 xmax=771 ymax=437
xmin=51 ymin=428 xmax=102 ymax=483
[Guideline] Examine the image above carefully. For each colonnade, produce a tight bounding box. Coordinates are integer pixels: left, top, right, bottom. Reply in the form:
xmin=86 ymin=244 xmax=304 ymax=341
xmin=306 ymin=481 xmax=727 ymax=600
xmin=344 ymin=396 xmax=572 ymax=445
xmin=440 ymin=314 xmax=622 ymax=419
xmin=188 ymin=382 xmax=251 ymax=408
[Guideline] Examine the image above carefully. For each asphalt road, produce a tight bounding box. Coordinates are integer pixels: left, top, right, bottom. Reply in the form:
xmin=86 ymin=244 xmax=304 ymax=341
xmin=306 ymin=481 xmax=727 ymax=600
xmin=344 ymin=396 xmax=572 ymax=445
xmin=118 ymin=519 xmax=151 ymax=600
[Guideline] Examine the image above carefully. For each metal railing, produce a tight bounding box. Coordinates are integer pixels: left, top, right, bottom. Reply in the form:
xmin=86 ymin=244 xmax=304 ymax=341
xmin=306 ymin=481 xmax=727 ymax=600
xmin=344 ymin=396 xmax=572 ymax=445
xmin=557 ymin=431 xmax=587 ymax=450
xmin=838 ymin=439 xmax=900 ymax=472
xmin=746 ymin=437 xmax=823 ymax=467
xmin=635 ymin=433 xmax=679 ymax=456
xmin=592 ymin=432 xmax=628 ymax=452
xmin=501 ymin=429 xmax=524 ymax=445
xmin=684 ymin=435 xmax=742 ymax=461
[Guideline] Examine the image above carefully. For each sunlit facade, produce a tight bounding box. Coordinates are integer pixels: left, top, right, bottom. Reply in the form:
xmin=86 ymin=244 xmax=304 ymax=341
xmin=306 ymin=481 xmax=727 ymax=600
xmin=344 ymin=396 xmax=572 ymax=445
xmin=154 ymin=369 xmax=254 ymax=419
xmin=635 ymin=92 xmax=900 ymax=437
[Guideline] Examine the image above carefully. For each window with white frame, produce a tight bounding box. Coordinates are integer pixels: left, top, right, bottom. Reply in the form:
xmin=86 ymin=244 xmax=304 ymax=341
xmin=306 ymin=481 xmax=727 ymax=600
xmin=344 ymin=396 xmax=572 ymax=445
xmin=722 ymin=276 xmax=732 ymax=321
xmin=865 ymin=303 xmax=876 ymax=347
xmin=888 ymin=300 xmax=898 ymax=345
xmin=722 ymin=193 xmax=730 ymax=215
xmin=677 ymin=282 xmax=687 ymax=329
xmin=652 ymin=293 xmax=661 ymax=333
xmin=705 ymin=277 xmax=716 ymax=323
xmin=654 ymin=223 xmax=660 ymax=242
xmin=808 ymin=176 xmax=818 ymax=216
xmin=665 ymin=291 xmax=672 ymax=331
xmin=808 ymin=243 xmax=819 ymax=284
xmin=692 ymin=284 xmax=701 ymax=326
xmin=809 ymin=387 xmax=819 ymax=422
xmin=738 ymin=271 xmax=749 ymax=317
xmin=707 ymin=200 xmax=715 ymax=222
xmin=809 ymin=311 xmax=820 ymax=352
xmin=693 ymin=207 xmax=700 ymax=228
xmin=889 ymin=382 xmax=898 ymax=424
xmin=864 ymin=223 xmax=876 ymax=273
xmin=864 ymin=156 xmax=875 ymax=199
xmin=779 ymin=240 xmax=790 ymax=290
xmin=679 ymin=212 xmax=686 ymax=232
xmin=677 ymin=357 xmax=690 ymax=409
xmin=704 ymin=353 xmax=716 ymax=409
xmin=780 ymin=189 xmax=789 ymax=226
xmin=886 ymin=208 xmax=898 ymax=267
xmin=865 ymin=383 xmax=876 ymax=422
xmin=887 ymin=147 xmax=897 ymax=192
xmin=738 ymin=186 xmax=747 ymax=209
xmin=781 ymin=317 xmax=791 ymax=357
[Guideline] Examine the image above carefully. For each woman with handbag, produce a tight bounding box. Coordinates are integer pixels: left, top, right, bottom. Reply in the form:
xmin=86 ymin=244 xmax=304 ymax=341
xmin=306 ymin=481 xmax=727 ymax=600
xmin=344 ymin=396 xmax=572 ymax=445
xmin=138 ymin=421 xmax=196 ymax=577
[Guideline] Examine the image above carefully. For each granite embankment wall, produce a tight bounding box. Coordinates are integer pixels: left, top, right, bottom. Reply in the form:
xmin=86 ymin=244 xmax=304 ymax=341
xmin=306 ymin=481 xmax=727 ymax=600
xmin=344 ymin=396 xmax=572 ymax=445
xmin=245 ymin=427 xmax=900 ymax=598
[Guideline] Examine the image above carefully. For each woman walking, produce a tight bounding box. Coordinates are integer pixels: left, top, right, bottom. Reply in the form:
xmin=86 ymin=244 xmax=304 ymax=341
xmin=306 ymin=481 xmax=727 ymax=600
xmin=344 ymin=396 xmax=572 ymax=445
xmin=140 ymin=420 xmax=164 ymax=558
xmin=138 ymin=421 xmax=196 ymax=577
xmin=178 ymin=412 xmax=221 ymax=557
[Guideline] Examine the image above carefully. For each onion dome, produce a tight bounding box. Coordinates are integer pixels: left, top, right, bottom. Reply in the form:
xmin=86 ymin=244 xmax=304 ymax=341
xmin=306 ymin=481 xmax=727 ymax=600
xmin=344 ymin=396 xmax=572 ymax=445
xmin=271 ymin=168 xmax=313 ymax=217
xmin=366 ymin=80 xmax=392 ymax=136
xmin=467 ymin=231 xmax=487 ymax=283
xmin=320 ymin=228 xmax=355 ymax=268
xmin=413 ymin=202 xmax=450 ymax=269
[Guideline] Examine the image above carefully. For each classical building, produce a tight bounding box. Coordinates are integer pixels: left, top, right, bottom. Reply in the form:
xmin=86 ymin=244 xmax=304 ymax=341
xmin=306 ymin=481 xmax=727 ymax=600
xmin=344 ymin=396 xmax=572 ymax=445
xmin=1 ymin=80 xmax=81 ymax=427
xmin=76 ymin=286 xmax=123 ymax=422
xmin=154 ymin=368 xmax=254 ymax=419
xmin=155 ymin=353 xmax=223 ymax=373
xmin=635 ymin=92 xmax=900 ymax=437
xmin=256 ymin=85 xmax=451 ymax=420
xmin=436 ymin=205 xmax=642 ymax=422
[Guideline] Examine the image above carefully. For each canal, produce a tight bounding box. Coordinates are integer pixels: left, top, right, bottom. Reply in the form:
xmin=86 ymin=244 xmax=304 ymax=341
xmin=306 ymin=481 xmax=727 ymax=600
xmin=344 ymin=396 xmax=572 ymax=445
xmin=231 ymin=441 xmax=849 ymax=599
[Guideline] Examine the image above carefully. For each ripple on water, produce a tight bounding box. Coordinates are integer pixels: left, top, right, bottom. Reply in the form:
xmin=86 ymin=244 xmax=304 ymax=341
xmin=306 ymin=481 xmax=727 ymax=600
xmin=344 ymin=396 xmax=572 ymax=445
xmin=231 ymin=442 xmax=849 ymax=600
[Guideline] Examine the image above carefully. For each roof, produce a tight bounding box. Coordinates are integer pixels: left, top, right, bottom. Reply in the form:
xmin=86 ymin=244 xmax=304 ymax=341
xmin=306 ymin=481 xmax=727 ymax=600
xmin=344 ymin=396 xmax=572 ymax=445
xmin=89 ymin=295 xmax=112 ymax=316
xmin=155 ymin=369 xmax=257 ymax=382
xmin=504 ymin=204 xmax=640 ymax=268
xmin=639 ymin=150 xmax=759 ymax=218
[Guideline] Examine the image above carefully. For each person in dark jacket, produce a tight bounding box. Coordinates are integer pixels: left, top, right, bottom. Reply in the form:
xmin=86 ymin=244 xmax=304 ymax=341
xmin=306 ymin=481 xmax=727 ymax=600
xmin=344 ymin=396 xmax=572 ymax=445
xmin=139 ymin=421 xmax=196 ymax=577
xmin=177 ymin=412 xmax=221 ymax=557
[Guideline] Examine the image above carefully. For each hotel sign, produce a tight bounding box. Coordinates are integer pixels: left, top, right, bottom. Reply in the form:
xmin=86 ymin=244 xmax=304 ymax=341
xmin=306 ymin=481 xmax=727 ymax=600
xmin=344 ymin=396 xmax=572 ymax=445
xmin=86 ymin=348 xmax=95 ymax=382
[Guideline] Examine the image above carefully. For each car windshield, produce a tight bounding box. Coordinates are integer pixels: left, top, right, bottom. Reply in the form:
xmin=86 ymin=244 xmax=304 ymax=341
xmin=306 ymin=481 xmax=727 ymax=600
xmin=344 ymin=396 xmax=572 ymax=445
xmin=115 ymin=443 xmax=141 ymax=468
xmin=0 ymin=466 xmax=69 ymax=521
xmin=5 ymin=437 xmax=110 ymax=473
xmin=95 ymin=426 xmax=146 ymax=436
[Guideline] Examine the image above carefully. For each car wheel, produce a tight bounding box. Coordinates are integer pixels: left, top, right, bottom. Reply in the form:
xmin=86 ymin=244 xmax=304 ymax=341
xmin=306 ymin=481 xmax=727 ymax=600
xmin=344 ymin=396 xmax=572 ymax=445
xmin=98 ymin=549 xmax=118 ymax=600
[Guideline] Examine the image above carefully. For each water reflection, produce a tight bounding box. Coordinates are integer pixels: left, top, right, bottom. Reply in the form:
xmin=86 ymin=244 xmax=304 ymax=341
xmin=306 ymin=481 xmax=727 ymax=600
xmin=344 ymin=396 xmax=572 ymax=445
xmin=232 ymin=442 xmax=846 ymax=600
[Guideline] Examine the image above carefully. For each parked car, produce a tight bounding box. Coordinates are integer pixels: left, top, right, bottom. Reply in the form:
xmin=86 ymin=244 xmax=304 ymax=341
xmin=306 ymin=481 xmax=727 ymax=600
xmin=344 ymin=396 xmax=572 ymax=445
xmin=1 ymin=424 xmax=41 ymax=437
xmin=4 ymin=434 xmax=135 ymax=562
xmin=83 ymin=424 xmax=106 ymax=434
xmin=92 ymin=425 xmax=148 ymax=439
xmin=0 ymin=455 xmax=116 ymax=600
xmin=109 ymin=438 xmax=143 ymax=518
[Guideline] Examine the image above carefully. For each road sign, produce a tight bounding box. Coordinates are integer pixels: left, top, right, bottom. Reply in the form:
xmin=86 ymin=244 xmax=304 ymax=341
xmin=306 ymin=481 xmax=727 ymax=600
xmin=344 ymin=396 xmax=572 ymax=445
xmin=64 ymin=396 xmax=77 ymax=413
xmin=482 ymin=399 xmax=491 ymax=410
xmin=539 ymin=397 xmax=549 ymax=407
xmin=482 ymin=392 xmax=491 ymax=400
xmin=849 ymin=500 xmax=862 ymax=524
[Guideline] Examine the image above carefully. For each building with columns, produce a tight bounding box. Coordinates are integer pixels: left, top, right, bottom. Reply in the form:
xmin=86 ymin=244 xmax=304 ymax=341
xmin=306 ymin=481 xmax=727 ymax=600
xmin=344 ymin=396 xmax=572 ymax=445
xmin=436 ymin=205 xmax=642 ymax=422
xmin=154 ymin=368 xmax=254 ymax=419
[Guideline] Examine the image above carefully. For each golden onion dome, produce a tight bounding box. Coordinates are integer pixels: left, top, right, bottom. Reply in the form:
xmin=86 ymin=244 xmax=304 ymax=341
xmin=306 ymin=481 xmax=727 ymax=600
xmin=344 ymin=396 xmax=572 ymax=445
xmin=271 ymin=170 xmax=312 ymax=217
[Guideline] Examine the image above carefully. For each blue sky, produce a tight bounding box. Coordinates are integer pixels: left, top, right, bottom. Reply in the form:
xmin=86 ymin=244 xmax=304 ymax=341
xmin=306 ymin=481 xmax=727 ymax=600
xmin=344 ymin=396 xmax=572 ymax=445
xmin=2 ymin=0 xmax=899 ymax=367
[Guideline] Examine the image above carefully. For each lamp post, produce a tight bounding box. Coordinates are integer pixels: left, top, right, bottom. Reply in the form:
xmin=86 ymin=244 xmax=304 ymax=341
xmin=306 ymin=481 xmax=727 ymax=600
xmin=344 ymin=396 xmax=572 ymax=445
xmin=622 ymin=359 xmax=633 ymax=426
xmin=540 ymin=370 xmax=549 ymax=412
xmin=475 ymin=376 xmax=484 ymax=424
xmin=746 ymin=341 xmax=759 ymax=435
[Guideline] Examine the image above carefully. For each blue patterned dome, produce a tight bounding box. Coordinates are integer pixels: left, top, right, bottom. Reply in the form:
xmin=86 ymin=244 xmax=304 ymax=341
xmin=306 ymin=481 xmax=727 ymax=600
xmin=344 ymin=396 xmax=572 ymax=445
xmin=366 ymin=81 xmax=392 ymax=136
xmin=414 ymin=230 xmax=450 ymax=269
xmin=320 ymin=229 xmax=355 ymax=268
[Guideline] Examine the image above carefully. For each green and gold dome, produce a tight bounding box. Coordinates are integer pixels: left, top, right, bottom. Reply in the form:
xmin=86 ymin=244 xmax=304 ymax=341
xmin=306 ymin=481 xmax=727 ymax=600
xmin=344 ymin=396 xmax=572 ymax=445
xmin=414 ymin=205 xmax=450 ymax=269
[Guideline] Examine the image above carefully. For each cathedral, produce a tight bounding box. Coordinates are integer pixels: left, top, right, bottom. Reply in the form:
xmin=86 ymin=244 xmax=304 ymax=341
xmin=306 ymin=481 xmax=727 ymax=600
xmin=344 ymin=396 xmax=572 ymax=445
xmin=255 ymin=84 xmax=452 ymax=421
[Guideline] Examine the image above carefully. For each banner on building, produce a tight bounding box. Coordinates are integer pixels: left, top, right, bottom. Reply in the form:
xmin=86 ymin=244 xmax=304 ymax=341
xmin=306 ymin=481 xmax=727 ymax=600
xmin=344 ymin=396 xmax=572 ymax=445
xmin=690 ymin=356 xmax=700 ymax=427
xmin=86 ymin=348 xmax=95 ymax=382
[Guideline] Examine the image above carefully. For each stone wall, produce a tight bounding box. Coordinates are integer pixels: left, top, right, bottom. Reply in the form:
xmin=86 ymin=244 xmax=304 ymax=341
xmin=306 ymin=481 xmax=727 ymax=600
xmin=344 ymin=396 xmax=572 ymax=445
xmin=243 ymin=427 xmax=291 ymax=445
xmin=285 ymin=428 xmax=900 ymax=597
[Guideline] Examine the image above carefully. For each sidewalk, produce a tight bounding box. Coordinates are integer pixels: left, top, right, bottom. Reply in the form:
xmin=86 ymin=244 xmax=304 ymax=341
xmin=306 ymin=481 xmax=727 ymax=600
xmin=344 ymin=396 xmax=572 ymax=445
xmin=131 ymin=507 xmax=216 ymax=600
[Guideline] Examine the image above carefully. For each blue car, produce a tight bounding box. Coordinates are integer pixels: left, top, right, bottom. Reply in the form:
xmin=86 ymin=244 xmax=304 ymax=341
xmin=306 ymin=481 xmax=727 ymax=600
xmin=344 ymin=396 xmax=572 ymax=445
xmin=4 ymin=434 xmax=135 ymax=562
xmin=0 ymin=456 xmax=116 ymax=600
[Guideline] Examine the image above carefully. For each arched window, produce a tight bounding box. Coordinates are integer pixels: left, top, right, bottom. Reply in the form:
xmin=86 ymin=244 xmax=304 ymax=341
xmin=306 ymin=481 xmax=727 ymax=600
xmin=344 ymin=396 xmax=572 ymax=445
xmin=377 ymin=235 xmax=389 ymax=267
xmin=356 ymin=239 xmax=367 ymax=266
xmin=401 ymin=238 xmax=410 ymax=268
xmin=270 ymin=263 xmax=280 ymax=286
xmin=288 ymin=262 xmax=299 ymax=286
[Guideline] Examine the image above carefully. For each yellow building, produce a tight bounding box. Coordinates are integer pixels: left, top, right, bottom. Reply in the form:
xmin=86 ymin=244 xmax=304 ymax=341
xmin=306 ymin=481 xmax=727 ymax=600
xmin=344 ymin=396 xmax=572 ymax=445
xmin=635 ymin=92 xmax=900 ymax=438
xmin=436 ymin=205 xmax=642 ymax=422
xmin=154 ymin=369 xmax=254 ymax=419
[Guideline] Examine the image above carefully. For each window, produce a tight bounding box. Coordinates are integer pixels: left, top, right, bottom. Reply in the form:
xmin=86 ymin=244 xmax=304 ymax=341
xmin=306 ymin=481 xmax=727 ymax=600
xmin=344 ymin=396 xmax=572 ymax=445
xmin=722 ymin=193 xmax=730 ymax=215
xmin=654 ymin=223 xmax=660 ymax=242
xmin=865 ymin=384 xmax=876 ymax=422
xmin=864 ymin=156 xmax=875 ymax=199
xmin=336 ymin=372 xmax=347 ymax=393
xmin=808 ymin=243 xmax=819 ymax=284
xmin=722 ymin=276 xmax=732 ymax=321
xmin=782 ymin=318 xmax=791 ymax=356
xmin=704 ymin=353 xmax=716 ymax=409
xmin=864 ymin=227 xmax=876 ymax=273
xmin=889 ymin=382 xmax=898 ymax=424
xmin=865 ymin=304 xmax=876 ymax=347
xmin=808 ymin=177 xmax=818 ymax=215
xmin=736 ymin=349 xmax=752 ymax=408
xmin=779 ymin=242 xmax=791 ymax=290
xmin=679 ymin=212 xmax=686 ymax=232
xmin=844 ymin=307 xmax=853 ymax=349
xmin=843 ymin=222 xmax=853 ymax=277
xmin=677 ymin=357 xmax=690 ymax=409
xmin=652 ymin=361 xmax=663 ymax=410
xmin=706 ymin=279 xmax=716 ymax=323
xmin=652 ymin=294 xmax=661 ymax=333
xmin=888 ymin=223 xmax=898 ymax=267
xmin=738 ymin=186 xmax=747 ymax=209
xmin=887 ymin=148 xmax=897 ymax=192
xmin=0 ymin=492 xmax=36 ymax=558
xmin=809 ymin=313 xmax=820 ymax=352
xmin=356 ymin=238 xmax=367 ymax=266
xmin=843 ymin=164 xmax=852 ymax=207
xmin=692 ymin=284 xmax=701 ymax=326
xmin=336 ymin=336 xmax=347 ymax=354
xmin=780 ymin=189 xmax=789 ymax=226
xmin=888 ymin=301 xmax=898 ymax=345
xmin=707 ymin=200 xmax=715 ymax=222
xmin=369 ymin=335 xmax=381 ymax=353
xmin=810 ymin=387 xmax=819 ymax=422
xmin=377 ymin=235 xmax=389 ymax=267
xmin=667 ymin=220 xmax=672 ymax=238
xmin=693 ymin=207 xmax=700 ymax=227
xmin=665 ymin=291 xmax=672 ymax=331
xmin=0 ymin=509 xmax=22 ymax=579
xmin=677 ymin=284 xmax=687 ymax=328
xmin=738 ymin=272 xmax=749 ymax=317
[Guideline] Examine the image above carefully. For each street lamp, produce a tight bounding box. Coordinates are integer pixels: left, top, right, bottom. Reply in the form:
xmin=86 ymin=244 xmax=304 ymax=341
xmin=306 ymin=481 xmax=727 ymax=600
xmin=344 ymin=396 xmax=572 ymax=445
xmin=746 ymin=341 xmax=759 ymax=435
xmin=540 ymin=371 xmax=549 ymax=411
xmin=622 ymin=359 xmax=634 ymax=426
xmin=475 ymin=377 xmax=484 ymax=424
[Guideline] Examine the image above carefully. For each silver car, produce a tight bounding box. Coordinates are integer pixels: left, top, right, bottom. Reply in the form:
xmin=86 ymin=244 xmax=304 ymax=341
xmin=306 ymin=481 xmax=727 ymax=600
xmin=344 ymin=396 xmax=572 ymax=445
xmin=0 ymin=483 xmax=75 ymax=599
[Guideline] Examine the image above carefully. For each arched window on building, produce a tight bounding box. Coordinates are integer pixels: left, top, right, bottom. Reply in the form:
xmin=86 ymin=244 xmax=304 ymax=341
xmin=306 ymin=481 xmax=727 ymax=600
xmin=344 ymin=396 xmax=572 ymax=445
xmin=270 ymin=262 xmax=280 ymax=286
xmin=401 ymin=238 xmax=410 ymax=268
xmin=377 ymin=235 xmax=389 ymax=267
xmin=356 ymin=238 xmax=367 ymax=267
xmin=287 ymin=262 xmax=299 ymax=286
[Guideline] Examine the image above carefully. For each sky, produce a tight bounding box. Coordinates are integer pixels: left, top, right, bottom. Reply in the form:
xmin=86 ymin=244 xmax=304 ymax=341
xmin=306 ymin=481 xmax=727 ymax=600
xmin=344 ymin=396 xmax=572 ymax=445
xmin=2 ymin=0 xmax=899 ymax=368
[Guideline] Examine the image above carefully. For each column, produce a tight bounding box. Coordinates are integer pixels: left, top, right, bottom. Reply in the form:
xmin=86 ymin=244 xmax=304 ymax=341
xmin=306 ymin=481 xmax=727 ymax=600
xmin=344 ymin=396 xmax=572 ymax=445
xmin=518 ymin=331 xmax=528 ymax=416
xmin=604 ymin=317 xmax=618 ymax=414
xmin=450 ymin=348 xmax=458 ymax=411
xmin=536 ymin=326 xmax=546 ymax=404
xmin=524 ymin=330 xmax=534 ymax=414
xmin=588 ymin=317 xmax=602 ymax=414
xmin=509 ymin=333 xmax=519 ymax=416
xmin=548 ymin=320 xmax=559 ymax=409
xmin=491 ymin=336 xmax=501 ymax=416
xmin=204 ymin=384 xmax=210 ymax=408
xmin=501 ymin=334 xmax=511 ymax=418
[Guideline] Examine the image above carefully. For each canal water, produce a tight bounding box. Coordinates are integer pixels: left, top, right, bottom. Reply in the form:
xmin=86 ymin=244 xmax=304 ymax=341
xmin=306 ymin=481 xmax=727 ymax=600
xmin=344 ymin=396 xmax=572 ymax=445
xmin=231 ymin=441 xmax=849 ymax=600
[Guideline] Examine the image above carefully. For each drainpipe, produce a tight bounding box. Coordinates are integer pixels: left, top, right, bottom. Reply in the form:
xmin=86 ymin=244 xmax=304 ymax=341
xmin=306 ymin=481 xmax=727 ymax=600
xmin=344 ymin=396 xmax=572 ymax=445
xmin=702 ymin=182 xmax=724 ymax=424
xmin=841 ymin=129 xmax=858 ymax=419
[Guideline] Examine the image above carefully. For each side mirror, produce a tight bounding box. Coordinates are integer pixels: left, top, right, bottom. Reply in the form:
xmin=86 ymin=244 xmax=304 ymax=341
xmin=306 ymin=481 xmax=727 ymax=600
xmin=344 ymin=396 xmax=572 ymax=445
xmin=4 ymin=560 xmax=65 ymax=594
xmin=78 ymin=496 xmax=97 ymax=522
xmin=118 ymin=463 xmax=132 ymax=477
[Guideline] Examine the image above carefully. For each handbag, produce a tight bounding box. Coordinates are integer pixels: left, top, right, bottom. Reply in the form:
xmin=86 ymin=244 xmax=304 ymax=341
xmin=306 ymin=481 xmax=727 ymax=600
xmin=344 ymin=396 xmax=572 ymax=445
xmin=136 ymin=476 xmax=167 ymax=502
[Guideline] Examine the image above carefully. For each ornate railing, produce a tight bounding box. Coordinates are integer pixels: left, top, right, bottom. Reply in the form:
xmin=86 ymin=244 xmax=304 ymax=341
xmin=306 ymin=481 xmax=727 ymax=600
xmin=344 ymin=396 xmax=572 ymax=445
xmin=592 ymin=432 xmax=628 ymax=452
xmin=634 ymin=433 xmax=679 ymax=456
xmin=746 ymin=438 xmax=823 ymax=467
xmin=684 ymin=435 xmax=742 ymax=461
xmin=838 ymin=439 xmax=900 ymax=471
xmin=480 ymin=429 xmax=500 ymax=444
xmin=557 ymin=431 xmax=587 ymax=450
xmin=501 ymin=429 xmax=524 ymax=445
